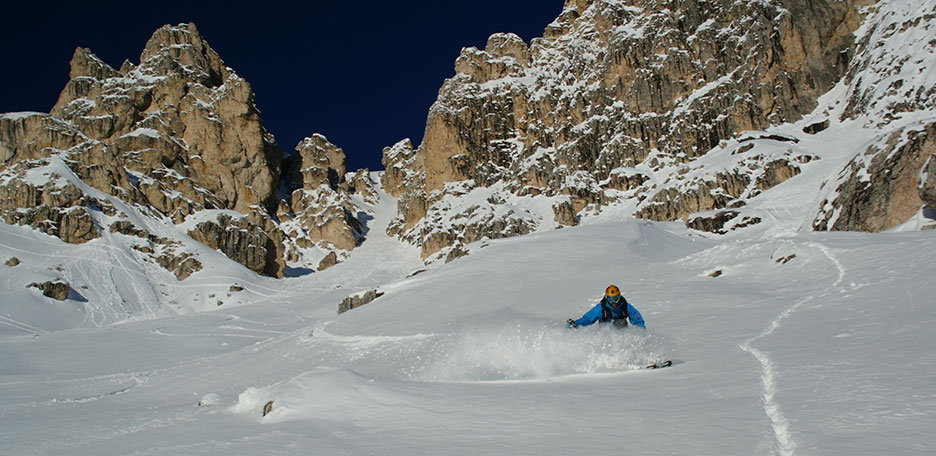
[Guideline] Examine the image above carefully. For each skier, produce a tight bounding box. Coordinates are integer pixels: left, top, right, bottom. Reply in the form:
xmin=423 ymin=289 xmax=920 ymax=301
xmin=567 ymin=285 xmax=645 ymax=329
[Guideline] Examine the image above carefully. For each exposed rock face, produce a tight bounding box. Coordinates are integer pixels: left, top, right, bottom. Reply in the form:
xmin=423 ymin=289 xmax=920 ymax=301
xmin=155 ymin=251 xmax=203 ymax=281
xmin=2 ymin=22 xmax=386 ymax=278
xmin=50 ymin=24 xmax=282 ymax=214
xmin=348 ymin=169 xmax=380 ymax=204
xmin=813 ymin=0 xmax=936 ymax=232
xmin=386 ymin=0 xmax=865 ymax=255
xmin=381 ymin=139 xmax=422 ymax=197
xmin=0 ymin=115 xmax=105 ymax=244
xmin=318 ymin=251 xmax=339 ymax=271
xmin=110 ymin=220 xmax=203 ymax=280
xmin=188 ymin=212 xmax=285 ymax=278
xmin=687 ymin=210 xmax=761 ymax=234
xmin=2 ymin=0 xmax=932 ymax=293
xmin=431 ymin=0 xmax=858 ymax=185
xmin=636 ymin=152 xmax=813 ymax=224
xmin=285 ymin=134 xmax=346 ymax=191
xmin=338 ymin=289 xmax=384 ymax=314
xmin=279 ymin=134 xmax=368 ymax=253
xmin=840 ymin=3 xmax=936 ymax=123
xmin=552 ymin=197 xmax=579 ymax=227
xmin=922 ymin=155 xmax=936 ymax=208
xmin=0 ymin=113 xmax=85 ymax=165
xmin=0 ymin=178 xmax=104 ymax=244
xmin=0 ymin=23 xmax=289 ymax=277
xmin=28 ymin=281 xmax=71 ymax=301
xmin=383 ymin=139 xmax=428 ymax=240
xmin=814 ymin=123 xmax=936 ymax=232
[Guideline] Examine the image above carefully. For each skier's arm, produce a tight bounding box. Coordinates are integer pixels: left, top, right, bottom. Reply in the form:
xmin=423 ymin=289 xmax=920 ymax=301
xmin=627 ymin=303 xmax=645 ymax=328
xmin=574 ymin=305 xmax=602 ymax=327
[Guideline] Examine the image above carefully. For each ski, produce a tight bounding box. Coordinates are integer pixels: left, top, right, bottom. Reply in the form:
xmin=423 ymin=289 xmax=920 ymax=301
xmin=644 ymin=360 xmax=672 ymax=369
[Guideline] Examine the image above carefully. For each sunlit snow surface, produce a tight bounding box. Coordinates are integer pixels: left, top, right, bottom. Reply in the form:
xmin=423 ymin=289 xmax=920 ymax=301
xmin=2 ymin=206 xmax=934 ymax=455
xmin=3 ymin=0 xmax=936 ymax=452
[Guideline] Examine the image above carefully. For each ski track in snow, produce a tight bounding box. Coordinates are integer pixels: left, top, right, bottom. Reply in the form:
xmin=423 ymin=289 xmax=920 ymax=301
xmin=738 ymin=241 xmax=846 ymax=456
xmin=150 ymin=328 xmax=272 ymax=339
xmin=0 ymin=314 xmax=50 ymax=335
xmin=310 ymin=324 xmax=441 ymax=349
xmin=47 ymin=377 xmax=143 ymax=406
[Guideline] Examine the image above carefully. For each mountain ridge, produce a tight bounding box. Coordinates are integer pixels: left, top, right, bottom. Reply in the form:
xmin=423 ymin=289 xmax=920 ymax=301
xmin=1 ymin=0 xmax=934 ymax=313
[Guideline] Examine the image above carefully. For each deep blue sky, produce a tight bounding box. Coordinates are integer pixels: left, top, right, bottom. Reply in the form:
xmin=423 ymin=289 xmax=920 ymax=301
xmin=1 ymin=1 xmax=564 ymax=172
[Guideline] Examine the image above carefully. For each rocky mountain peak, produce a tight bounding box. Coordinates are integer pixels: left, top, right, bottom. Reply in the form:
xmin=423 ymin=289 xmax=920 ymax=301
xmin=2 ymin=20 xmax=382 ymax=281
xmin=288 ymin=134 xmax=348 ymax=191
xmin=382 ymin=0 xmax=935 ymax=261
xmin=67 ymin=47 xmax=120 ymax=81
xmin=2 ymin=23 xmax=294 ymax=279
xmin=3 ymin=0 xmax=935 ymax=290
xmin=485 ymin=33 xmax=531 ymax=63
xmin=381 ymin=138 xmax=421 ymax=198
xmin=139 ymin=22 xmax=229 ymax=85
xmin=277 ymin=133 xmax=370 ymax=255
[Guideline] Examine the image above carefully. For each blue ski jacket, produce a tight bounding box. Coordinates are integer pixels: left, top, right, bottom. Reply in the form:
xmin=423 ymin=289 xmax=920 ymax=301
xmin=573 ymin=297 xmax=645 ymax=328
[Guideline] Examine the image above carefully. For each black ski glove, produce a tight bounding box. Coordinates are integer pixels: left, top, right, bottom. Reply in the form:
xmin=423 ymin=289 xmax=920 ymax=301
xmin=567 ymin=319 xmax=576 ymax=328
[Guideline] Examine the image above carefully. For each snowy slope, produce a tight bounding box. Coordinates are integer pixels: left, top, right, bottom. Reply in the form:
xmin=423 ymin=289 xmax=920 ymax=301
xmin=1 ymin=0 xmax=935 ymax=454
xmin=2 ymin=195 xmax=933 ymax=455
xmin=0 ymin=175 xmax=420 ymax=333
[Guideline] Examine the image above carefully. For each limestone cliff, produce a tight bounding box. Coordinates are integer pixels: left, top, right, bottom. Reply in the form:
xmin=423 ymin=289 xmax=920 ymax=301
xmin=51 ymin=24 xmax=282 ymax=215
xmin=3 ymin=0 xmax=935 ymax=282
xmin=386 ymin=0 xmax=873 ymax=259
xmin=813 ymin=0 xmax=936 ymax=232
xmin=279 ymin=134 xmax=370 ymax=255
xmin=0 ymin=23 xmax=366 ymax=278
xmin=922 ymin=155 xmax=936 ymax=209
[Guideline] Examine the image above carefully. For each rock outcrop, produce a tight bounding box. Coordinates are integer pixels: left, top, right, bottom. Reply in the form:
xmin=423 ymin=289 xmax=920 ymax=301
xmin=1 ymin=23 xmax=298 ymax=278
xmin=109 ymin=220 xmax=203 ymax=280
xmin=28 ymin=280 xmax=72 ymax=301
xmin=317 ymin=251 xmax=340 ymax=271
xmin=338 ymin=289 xmax=384 ymax=314
xmin=3 ymin=0 xmax=935 ymax=290
xmin=386 ymin=0 xmax=865 ymax=255
xmin=188 ymin=212 xmax=284 ymax=277
xmin=51 ymin=24 xmax=282 ymax=214
xmin=279 ymin=134 xmax=369 ymax=253
xmin=922 ymin=154 xmax=936 ymax=208
xmin=813 ymin=0 xmax=936 ymax=232
xmin=1 ymin=22 xmax=385 ymax=279
xmin=0 ymin=177 xmax=105 ymax=244
xmin=814 ymin=123 xmax=936 ymax=231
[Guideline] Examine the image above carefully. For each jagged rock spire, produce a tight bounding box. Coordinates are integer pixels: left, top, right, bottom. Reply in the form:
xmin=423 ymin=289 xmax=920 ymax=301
xmin=3 ymin=22 xmax=286 ymax=278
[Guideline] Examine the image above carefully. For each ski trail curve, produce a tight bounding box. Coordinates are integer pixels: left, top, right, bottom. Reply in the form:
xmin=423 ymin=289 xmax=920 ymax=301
xmin=809 ymin=242 xmax=845 ymax=287
xmin=739 ymin=303 xmax=804 ymax=456
xmin=738 ymin=241 xmax=845 ymax=456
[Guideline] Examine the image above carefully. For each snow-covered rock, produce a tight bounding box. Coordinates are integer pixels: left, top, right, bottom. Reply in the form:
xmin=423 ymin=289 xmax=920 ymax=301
xmin=921 ymin=153 xmax=936 ymax=207
xmin=385 ymin=0 xmax=935 ymax=259
xmin=0 ymin=23 xmax=368 ymax=278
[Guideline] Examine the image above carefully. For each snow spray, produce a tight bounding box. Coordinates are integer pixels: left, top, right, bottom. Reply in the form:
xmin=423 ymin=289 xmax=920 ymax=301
xmin=408 ymin=318 xmax=676 ymax=382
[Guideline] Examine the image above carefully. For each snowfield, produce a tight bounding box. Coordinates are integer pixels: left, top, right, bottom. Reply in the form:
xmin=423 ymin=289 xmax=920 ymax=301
xmin=2 ymin=1 xmax=935 ymax=451
xmin=1 ymin=188 xmax=934 ymax=454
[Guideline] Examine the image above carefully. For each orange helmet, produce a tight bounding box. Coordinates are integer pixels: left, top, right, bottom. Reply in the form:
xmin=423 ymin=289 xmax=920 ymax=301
xmin=605 ymin=285 xmax=621 ymax=298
